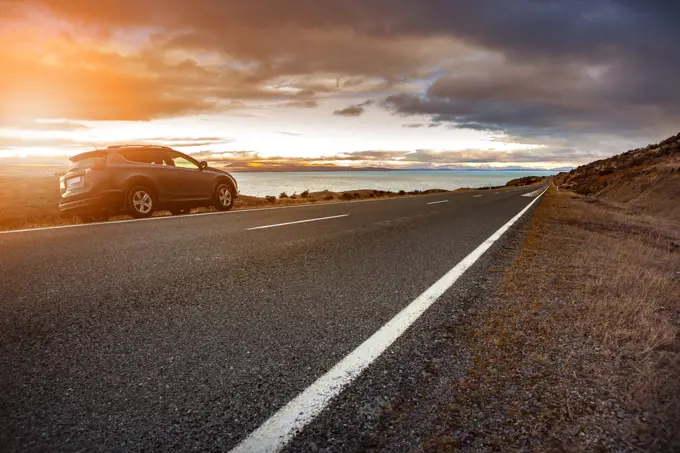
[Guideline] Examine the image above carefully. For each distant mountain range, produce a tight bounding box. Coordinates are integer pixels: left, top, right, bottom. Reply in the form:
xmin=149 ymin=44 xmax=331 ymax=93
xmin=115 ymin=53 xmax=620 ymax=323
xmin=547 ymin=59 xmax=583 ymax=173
xmin=224 ymin=162 xmax=569 ymax=173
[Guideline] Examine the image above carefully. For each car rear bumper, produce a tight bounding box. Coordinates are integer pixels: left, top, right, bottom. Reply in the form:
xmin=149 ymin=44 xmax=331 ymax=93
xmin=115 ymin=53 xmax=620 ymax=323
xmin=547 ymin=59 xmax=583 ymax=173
xmin=59 ymin=190 xmax=124 ymax=216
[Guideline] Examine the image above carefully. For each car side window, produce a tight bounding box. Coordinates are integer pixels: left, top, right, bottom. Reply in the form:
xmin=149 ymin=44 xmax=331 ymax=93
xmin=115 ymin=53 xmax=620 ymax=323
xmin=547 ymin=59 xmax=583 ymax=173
xmin=118 ymin=149 xmax=151 ymax=164
xmin=118 ymin=149 xmax=163 ymax=165
xmin=151 ymin=150 xmax=175 ymax=166
xmin=117 ymin=148 xmax=197 ymax=168
xmin=169 ymin=152 xmax=199 ymax=169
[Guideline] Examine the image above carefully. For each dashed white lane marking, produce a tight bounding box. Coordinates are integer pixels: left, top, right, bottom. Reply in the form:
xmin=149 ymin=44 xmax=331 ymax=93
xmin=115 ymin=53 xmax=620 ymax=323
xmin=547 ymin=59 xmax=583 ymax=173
xmin=473 ymin=195 xmax=483 ymax=198
xmin=229 ymin=185 xmax=550 ymax=453
xmin=494 ymin=192 xmax=500 ymax=194
xmin=246 ymin=214 xmax=349 ymax=230
xmin=427 ymin=200 xmax=449 ymax=205
xmin=522 ymin=187 xmax=546 ymax=198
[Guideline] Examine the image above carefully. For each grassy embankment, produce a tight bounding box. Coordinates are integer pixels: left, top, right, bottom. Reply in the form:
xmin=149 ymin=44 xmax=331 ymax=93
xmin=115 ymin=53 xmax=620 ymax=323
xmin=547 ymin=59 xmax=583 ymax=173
xmin=428 ymin=134 xmax=680 ymax=451
xmin=0 ymin=175 xmax=544 ymax=231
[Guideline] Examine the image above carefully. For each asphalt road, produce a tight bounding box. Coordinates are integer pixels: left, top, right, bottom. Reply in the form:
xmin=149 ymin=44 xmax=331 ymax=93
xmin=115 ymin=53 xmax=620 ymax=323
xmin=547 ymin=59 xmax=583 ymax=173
xmin=0 ymin=186 xmax=543 ymax=452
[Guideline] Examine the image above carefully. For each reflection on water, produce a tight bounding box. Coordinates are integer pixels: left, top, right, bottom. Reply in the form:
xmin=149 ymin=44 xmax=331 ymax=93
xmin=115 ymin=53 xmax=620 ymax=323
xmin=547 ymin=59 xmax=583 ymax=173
xmin=234 ymin=170 xmax=557 ymax=197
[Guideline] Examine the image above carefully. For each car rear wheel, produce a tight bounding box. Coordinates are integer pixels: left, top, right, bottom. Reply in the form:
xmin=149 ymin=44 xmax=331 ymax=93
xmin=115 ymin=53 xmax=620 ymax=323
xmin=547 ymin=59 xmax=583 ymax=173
xmin=214 ymin=183 xmax=235 ymax=211
xmin=128 ymin=186 xmax=155 ymax=218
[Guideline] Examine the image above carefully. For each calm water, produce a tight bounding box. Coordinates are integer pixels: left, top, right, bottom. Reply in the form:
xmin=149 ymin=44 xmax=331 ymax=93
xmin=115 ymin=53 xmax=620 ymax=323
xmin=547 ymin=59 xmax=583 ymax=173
xmin=233 ymin=170 xmax=557 ymax=197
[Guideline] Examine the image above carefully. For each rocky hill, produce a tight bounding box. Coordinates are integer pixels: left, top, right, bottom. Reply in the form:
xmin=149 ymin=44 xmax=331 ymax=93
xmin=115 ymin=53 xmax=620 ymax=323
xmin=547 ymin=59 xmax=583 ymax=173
xmin=555 ymin=132 xmax=680 ymax=221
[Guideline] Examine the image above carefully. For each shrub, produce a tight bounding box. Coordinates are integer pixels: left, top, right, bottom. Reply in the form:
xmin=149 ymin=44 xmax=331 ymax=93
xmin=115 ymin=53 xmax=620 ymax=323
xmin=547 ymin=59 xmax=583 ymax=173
xmin=398 ymin=190 xmax=406 ymax=195
xmin=324 ymin=194 xmax=334 ymax=201
xmin=341 ymin=192 xmax=353 ymax=200
xmin=265 ymin=195 xmax=276 ymax=203
xmin=279 ymin=192 xmax=289 ymax=199
xmin=301 ymin=190 xmax=310 ymax=198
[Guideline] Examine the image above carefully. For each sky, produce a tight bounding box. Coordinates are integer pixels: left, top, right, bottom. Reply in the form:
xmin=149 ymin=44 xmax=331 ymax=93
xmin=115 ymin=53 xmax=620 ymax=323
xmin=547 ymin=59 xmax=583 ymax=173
xmin=1 ymin=0 xmax=679 ymax=169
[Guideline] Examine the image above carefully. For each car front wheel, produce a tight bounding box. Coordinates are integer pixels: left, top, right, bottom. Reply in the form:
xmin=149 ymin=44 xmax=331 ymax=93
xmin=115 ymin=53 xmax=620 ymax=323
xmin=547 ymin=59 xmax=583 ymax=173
xmin=214 ymin=183 xmax=235 ymax=211
xmin=128 ymin=186 xmax=155 ymax=218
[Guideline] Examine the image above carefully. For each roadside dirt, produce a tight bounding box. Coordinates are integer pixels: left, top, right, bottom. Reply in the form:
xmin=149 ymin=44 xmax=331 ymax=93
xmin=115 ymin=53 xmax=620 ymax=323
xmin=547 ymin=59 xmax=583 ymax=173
xmin=423 ymin=188 xmax=680 ymax=452
xmin=285 ymin=187 xmax=680 ymax=453
xmin=363 ymin=188 xmax=680 ymax=452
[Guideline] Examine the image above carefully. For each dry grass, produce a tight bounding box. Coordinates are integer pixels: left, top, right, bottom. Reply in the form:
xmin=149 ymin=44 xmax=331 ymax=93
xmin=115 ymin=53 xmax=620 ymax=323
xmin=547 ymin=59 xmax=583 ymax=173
xmin=555 ymin=131 xmax=680 ymax=222
xmin=432 ymin=187 xmax=680 ymax=452
xmin=0 ymin=176 xmax=65 ymax=230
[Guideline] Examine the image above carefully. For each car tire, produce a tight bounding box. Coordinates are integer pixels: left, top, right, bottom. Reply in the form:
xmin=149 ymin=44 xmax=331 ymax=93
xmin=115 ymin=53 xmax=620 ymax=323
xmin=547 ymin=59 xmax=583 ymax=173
xmin=127 ymin=186 xmax=155 ymax=218
xmin=170 ymin=208 xmax=190 ymax=216
xmin=214 ymin=183 xmax=235 ymax=211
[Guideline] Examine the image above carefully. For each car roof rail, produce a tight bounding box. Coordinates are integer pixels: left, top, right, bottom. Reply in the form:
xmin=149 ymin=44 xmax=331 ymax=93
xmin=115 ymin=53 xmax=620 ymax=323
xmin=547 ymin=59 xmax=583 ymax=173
xmin=107 ymin=144 xmax=173 ymax=150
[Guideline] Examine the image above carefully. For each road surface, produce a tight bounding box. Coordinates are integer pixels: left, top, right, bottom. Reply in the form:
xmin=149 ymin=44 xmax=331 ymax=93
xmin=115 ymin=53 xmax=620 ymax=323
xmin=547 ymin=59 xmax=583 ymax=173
xmin=0 ymin=186 xmax=545 ymax=452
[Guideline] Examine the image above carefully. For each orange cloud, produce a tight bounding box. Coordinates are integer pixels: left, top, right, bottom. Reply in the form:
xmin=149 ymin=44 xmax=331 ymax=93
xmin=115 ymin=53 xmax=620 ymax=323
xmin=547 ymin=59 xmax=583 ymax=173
xmin=0 ymin=2 xmax=462 ymax=123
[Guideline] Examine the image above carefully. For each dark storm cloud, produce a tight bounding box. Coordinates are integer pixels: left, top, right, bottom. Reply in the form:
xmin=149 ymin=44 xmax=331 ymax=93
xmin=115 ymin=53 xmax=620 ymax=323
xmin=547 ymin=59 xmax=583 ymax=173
xmin=333 ymin=100 xmax=373 ymax=117
xmin=383 ymin=51 xmax=680 ymax=138
xmin=9 ymin=0 xmax=680 ymax=153
xmin=333 ymin=105 xmax=365 ymax=117
xmin=34 ymin=1 xmax=680 ymax=60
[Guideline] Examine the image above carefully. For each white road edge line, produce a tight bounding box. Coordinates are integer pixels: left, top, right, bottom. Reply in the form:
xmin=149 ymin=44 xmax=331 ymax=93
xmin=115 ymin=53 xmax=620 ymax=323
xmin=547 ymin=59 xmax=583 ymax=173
xmin=522 ymin=187 xmax=545 ymax=198
xmin=229 ymin=185 xmax=550 ymax=453
xmin=426 ymin=200 xmax=449 ymax=205
xmin=246 ymin=214 xmax=349 ymax=230
xmin=473 ymin=194 xmax=483 ymax=198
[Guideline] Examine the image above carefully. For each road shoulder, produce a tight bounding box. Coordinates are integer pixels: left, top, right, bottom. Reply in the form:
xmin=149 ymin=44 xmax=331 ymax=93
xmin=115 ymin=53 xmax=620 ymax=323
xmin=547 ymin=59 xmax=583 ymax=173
xmin=284 ymin=187 xmax=680 ymax=452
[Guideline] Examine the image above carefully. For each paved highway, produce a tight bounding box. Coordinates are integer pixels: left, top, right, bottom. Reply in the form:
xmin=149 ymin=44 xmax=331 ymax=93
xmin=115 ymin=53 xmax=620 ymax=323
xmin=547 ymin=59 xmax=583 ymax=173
xmin=0 ymin=186 xmax=545 ymax=452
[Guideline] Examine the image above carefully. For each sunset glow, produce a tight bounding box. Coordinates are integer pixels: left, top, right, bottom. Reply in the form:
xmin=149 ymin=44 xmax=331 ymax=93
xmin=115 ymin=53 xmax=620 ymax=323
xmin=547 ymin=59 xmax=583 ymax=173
xmin=1 ymin=1 xmax=678 ymax=169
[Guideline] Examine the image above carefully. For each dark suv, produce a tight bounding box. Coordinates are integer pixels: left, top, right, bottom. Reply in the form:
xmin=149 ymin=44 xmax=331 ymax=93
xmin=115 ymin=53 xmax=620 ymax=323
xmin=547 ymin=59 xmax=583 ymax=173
xmin=59 ymin=145 xmax=239 ymax=222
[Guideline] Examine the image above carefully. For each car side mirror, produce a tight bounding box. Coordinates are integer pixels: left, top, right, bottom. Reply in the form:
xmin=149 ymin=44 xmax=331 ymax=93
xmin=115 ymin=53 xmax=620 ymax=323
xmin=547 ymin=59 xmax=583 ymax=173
xmin=199 ymin=161 xmax=208 ymax=170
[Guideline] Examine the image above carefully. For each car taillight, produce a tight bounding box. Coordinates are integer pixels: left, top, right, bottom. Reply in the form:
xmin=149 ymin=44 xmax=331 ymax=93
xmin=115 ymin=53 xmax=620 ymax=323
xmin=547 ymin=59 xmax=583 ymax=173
xmin=85 ymin=164 xmax=105 ymax=173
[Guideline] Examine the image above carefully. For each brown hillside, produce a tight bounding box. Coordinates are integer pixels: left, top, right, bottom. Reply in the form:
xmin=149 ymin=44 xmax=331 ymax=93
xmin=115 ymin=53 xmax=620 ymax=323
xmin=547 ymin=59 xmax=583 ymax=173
xmin=555 ymin=132 xmax=680 ymax=222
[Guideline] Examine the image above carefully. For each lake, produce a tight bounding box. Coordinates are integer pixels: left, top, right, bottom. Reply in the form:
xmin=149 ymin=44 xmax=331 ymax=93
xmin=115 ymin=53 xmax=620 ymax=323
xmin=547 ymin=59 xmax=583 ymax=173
xmin=233 ymin=170 xmax=558 ymax=197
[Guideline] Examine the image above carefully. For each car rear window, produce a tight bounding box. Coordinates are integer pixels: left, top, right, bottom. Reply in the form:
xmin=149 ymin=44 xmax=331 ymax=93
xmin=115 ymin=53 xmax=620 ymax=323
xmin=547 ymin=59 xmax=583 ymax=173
xmin=69 ymin=151 xmax=108 ymax=170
